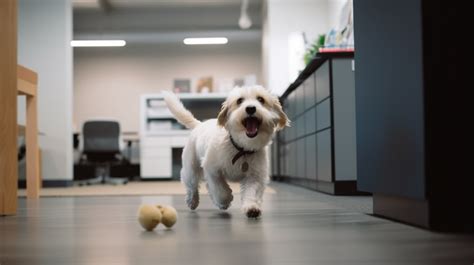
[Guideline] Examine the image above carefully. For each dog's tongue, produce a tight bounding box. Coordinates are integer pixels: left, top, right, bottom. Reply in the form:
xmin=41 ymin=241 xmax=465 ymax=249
xmin=245 ymin=118 xmax=259 ymax=137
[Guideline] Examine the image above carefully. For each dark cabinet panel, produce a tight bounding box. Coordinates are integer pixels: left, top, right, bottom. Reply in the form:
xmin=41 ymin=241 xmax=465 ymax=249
xmin=304 ymin=74 xmax=316 ymax=109
xmin=304 ymin=107 xmax=316 ymax=134
xmin=283 ymin=100 xmax=290 ymax=122
xmin=332 ymin=59 xmax=357 ymax=181
xmin=354 ymin=0 xmax=425 ymax=198
xmin=316 ymin=99 xmax=331 ymax=130
xmin=288 ymin=142 xmax=297 ymax=177
xmin=317 ymin=129 xmax=332 ymax=182
xmin=285 ymin=144 xmax=291 ymax=177
xmin=296 ymin=138 xmax=305 ymax=179
xmin=296 ymin=115 xmax=305 ymax=138
xmin=287 ymin=118 xmax=295 ymax=141
xmin=350 ymin=0 xmax=474 ymax=231
xmin=295 ymin=84 xmax=305 ymax=116
xmin=279 ymin=123 xmax=287 ymax=143
xmin=287 ymin=92 xmax=296 ymax=119
xmin=316 ymin=61 xmax=330 ymax=102
xmin=305 ymin=134 xmax=317 ymax=180
xmin=272 ymin=54 xmax=357 ymax=195
xmin=279 ymin=143 xmax=287 ymax=176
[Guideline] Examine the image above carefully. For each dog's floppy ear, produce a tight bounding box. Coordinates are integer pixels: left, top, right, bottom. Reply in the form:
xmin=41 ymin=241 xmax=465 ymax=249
xmin=272 ymin=97 xmax=290 ymax=130
xmin=217 ymin=101 xmax=229 ymax=127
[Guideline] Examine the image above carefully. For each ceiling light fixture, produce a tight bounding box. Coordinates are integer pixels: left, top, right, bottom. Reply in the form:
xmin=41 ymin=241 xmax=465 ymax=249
xmin=183 ymin=37 xmax=228 ymax=45
xmin=71 ymin=40 xmax=126 ymax=47
xmin=238 ymin=0 xmax=252 ymax=29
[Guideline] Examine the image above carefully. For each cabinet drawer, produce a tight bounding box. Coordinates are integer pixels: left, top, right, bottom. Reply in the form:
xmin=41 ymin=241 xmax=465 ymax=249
xmin=285 ymin=123 xmax=292 ymax=142
xmin=288 ymin=142 xmax=297 ymax=177
xmin=171 ymin=136 xmax=188 ymax=147
xmin=295 ymin=86 xmax=305 ymax=116
xmin=287 ymin=118 xmax=296 ymax=141
xmin=287 ymin=92 xmax=296 ymax=119
xmin=142 ymin=137 xmax=171 ymax=147
xmin=141 ymin=147 xmax=171 ymax=158
xmin=297 ymin=138 xmax=305 ymax=179
xmin=296 ymin=115 xmax=305 ymax=138
xmin=280 ymin=144 xmax=288 ymax=176
xmin=305 ymin=134 xmax=317 ymax=180
xmin=285 ymin=143 xmax=292 ymax=177
xmin=141 ymin=157 xmax=172 ymax=178
xmin=304 ymin=74 xmax=316 ymax=109
xmin=283 ymin=100 xmax=290 ymax=121
xmin=317 ymin=129 xmax=332 ymax=182
xmin=316 ymin=61 xmax=330 ymax=102
xmin=317 ymin=99 xmax=331 ymax=130
xmin=304 ymin=107 xmax=316 ymax=134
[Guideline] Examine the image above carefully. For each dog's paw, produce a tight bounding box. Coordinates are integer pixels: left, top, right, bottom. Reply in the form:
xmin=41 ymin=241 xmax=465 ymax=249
xmin=217 ymin=203 xmax=231 ymax=210
xmin=185 ymin=193 xmax=199 ymax=210
xmin=215 ymin=193 xmax=233 ymax=210
xmin=242 ymin=204 xmax=261 ymax=218
xmin=246 ymin=208 xmax=261 ymax=218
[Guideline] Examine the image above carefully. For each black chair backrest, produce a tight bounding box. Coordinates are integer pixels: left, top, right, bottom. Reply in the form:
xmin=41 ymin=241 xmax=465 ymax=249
xmin=83 ymin=121 xmax=120 ymax=155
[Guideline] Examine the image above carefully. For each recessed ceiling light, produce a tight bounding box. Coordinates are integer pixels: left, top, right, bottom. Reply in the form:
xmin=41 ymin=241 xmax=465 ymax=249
xmin=183 ymin=37 xmax=228 ymax=45
xmin=71 ymin=40 xmax=126 ymax=47
xmin=239 ymin=0 xmax=252 ymax=29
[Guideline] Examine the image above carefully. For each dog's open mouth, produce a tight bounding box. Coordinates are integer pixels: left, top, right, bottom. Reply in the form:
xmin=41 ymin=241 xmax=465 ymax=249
xmin=242 ymin=117 xmax=261 ymax=138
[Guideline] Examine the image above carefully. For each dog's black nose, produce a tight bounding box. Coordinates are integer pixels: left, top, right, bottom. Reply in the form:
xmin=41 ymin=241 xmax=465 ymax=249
xmin=246 ymin=106 xmax=256 ymax=115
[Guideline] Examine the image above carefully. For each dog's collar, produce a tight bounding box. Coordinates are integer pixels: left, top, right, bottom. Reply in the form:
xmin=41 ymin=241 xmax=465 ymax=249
xmin=229 ymin=135 xmax=255 ymax=165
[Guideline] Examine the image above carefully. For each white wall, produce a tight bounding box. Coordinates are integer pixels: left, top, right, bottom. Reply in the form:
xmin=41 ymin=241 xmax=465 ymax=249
xmin=262 ymin=0 xmax=333 ymax=95
xmin=74 ymin=43 xmax=262 ymax=132
xmin=18 ymin=0 xmax=73 ymax=181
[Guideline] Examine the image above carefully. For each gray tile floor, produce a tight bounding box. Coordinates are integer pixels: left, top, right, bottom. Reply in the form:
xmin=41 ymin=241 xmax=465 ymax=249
xmin=1 ymin=182 xmax=473 ymax=265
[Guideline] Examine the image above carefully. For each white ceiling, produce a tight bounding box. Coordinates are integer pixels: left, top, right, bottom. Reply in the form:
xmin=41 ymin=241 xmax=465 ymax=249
xmin=73 ymin=0 xmax=263 ymax=44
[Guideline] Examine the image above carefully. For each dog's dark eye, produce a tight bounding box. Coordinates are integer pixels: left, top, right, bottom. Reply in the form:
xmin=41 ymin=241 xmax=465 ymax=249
xmin=237 ymin=98 xmax=244 ymax=105
xmin=257 ymin=96 xmax=265 ymax=104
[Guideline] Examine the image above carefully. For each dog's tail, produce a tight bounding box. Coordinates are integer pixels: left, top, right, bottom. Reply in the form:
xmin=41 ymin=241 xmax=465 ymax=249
xmin=162 ymin=91 xmax=201 ymax=129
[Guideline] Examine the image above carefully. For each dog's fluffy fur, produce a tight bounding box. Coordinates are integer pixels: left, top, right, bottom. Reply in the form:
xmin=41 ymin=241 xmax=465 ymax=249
xmin=163 ymin=86 xmax=289 ymax=218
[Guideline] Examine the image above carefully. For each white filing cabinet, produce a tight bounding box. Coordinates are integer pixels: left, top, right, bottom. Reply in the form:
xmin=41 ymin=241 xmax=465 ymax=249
xmin=140 ymin=93 xmax=225 ymax=179
xmin=140 ymin=132 xmax=189 ymax=179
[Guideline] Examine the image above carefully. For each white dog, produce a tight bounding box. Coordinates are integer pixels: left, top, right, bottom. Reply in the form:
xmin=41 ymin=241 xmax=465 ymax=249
xmin=163 ymin=86 xmax=289 ymax=218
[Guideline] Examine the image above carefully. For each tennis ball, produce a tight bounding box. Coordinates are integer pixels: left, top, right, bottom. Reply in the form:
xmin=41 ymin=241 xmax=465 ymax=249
xmin=157 ymin=205 xmax=178 ymax=228
xmin=137 ymin=204 xmax=162 ymax=231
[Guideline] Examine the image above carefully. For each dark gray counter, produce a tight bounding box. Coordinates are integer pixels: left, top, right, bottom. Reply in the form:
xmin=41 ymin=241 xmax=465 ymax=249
xmin=272 ymin=52 xmax=360 ymax=195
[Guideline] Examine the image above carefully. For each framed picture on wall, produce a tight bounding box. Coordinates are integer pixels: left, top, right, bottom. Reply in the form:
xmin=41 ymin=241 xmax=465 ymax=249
xmin=173 ymin=79 xmax=191 ymax=93
xmin=196 ymin=76 xmax=213 ymax=93
xmin=233 ymin=78 xmax=244 ymax=87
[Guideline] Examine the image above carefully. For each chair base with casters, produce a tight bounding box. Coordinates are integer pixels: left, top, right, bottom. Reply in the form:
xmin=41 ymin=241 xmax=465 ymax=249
xmin=76 ymin=161 xmax=128 ymax=186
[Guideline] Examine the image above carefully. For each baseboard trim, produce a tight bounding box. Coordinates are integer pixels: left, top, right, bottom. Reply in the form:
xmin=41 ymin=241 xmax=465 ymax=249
xmin=272 ymin=176 xmax=366 ymax=195
xmin=18 ymin=179 xmax=74 ymax=188
xmin=373 ymin=193 xmax=429 ymax=228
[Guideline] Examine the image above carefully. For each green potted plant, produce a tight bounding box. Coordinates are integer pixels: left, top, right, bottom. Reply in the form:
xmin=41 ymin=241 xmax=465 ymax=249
xmin=303 ymin=34 xmax=325 ymax=65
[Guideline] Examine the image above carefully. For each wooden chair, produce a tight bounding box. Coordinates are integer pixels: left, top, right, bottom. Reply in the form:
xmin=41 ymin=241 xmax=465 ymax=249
xmin=17 ymin=65 xmax=41 ymax=199
xmin=1 ymin=0 xmax=41 ymax=216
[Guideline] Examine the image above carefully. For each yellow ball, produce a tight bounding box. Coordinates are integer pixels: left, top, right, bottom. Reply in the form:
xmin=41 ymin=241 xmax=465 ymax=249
xmin=137 ymin=204 xmax=162 ymax=231
xmin=157 ymin=205 xmax=178 ymax=228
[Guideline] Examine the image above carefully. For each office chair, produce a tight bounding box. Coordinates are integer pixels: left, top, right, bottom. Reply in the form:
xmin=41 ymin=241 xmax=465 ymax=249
xmin=77 ymin=120 xmax=128 ymax=185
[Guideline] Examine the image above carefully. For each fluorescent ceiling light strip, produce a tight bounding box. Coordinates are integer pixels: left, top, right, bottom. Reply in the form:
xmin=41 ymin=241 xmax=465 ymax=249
xmin=183 ymin=37 xmax=228 ymax=45
xmin=71 ymin=40 xmax=126 ymax=47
